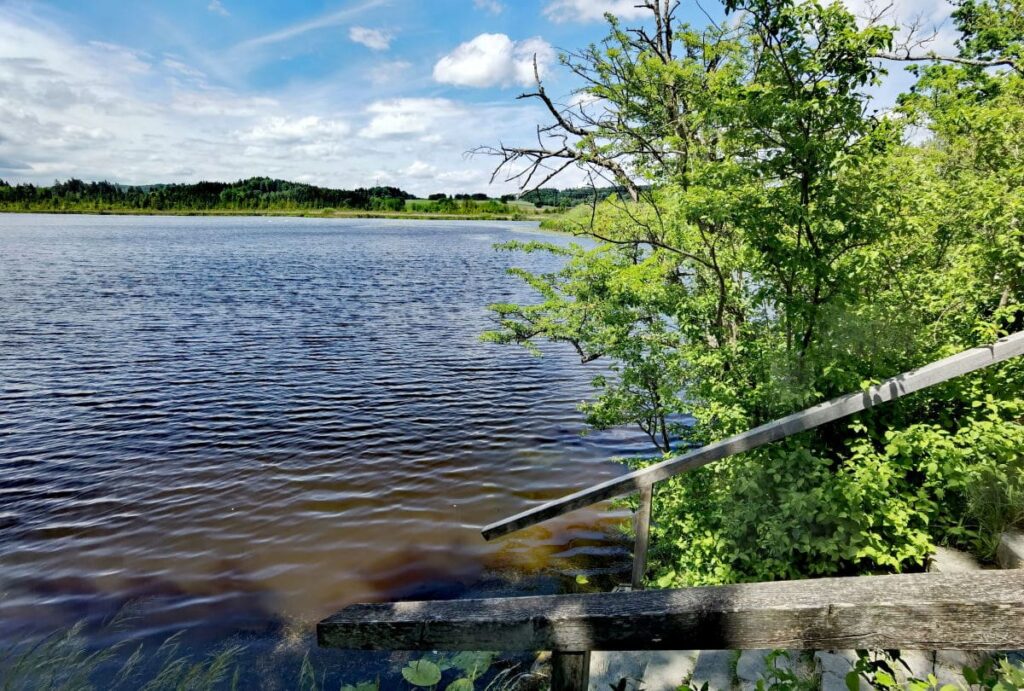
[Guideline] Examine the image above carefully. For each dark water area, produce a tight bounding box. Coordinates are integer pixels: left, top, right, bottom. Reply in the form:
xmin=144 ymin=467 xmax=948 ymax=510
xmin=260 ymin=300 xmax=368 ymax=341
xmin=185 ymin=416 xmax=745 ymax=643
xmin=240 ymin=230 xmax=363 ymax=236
xmin=0 ymin=215 xmax=651 ymax=686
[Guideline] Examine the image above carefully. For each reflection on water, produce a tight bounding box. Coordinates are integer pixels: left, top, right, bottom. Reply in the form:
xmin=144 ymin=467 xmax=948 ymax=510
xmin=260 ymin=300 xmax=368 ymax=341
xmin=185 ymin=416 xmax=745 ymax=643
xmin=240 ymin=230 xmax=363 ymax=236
xmin=0 ymin=214 xmax=651 ymax=683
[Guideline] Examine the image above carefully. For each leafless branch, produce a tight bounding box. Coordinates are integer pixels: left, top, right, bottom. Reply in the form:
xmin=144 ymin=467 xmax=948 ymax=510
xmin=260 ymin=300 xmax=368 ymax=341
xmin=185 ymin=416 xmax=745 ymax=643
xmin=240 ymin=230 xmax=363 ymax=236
xmin=875 ymin=50 xmax=1022 ymax=75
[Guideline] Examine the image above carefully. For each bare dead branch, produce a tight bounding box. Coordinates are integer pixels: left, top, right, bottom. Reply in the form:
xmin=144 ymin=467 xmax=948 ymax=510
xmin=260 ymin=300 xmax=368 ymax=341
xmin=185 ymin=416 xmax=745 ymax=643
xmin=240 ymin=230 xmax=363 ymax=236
xmin=875 ymin=51 xmax=1023 ymax=75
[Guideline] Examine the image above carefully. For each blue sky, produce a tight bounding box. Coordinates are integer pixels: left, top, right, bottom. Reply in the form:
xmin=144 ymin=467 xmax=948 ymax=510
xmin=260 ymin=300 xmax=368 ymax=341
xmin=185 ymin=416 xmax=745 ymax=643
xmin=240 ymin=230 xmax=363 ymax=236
xmin=0 ymin=0 xmax=955 ymax=195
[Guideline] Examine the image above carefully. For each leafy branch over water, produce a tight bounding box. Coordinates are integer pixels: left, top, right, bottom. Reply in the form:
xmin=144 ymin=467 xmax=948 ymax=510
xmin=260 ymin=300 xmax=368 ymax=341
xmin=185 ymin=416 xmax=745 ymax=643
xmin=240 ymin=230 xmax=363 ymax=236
xmin=485 ymin=0 xmax=1024 ymax=585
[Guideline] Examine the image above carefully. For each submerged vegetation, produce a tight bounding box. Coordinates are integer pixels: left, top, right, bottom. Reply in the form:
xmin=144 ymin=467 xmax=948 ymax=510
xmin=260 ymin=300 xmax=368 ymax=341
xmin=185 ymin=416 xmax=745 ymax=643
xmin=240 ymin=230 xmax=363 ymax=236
xmin=0 ymin=622 xmax=240 ymax=691
xmin=485 ymin=0 xmax=1024 ymax=586
xmin=0 ymin=620 xmax=532 ymax=691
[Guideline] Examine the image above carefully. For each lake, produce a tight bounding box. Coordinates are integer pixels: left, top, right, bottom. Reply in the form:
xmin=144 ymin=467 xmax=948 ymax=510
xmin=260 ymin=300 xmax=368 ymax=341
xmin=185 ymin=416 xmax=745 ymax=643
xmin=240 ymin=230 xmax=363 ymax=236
xmin=0 ymin=214 xmax=649 ymax=685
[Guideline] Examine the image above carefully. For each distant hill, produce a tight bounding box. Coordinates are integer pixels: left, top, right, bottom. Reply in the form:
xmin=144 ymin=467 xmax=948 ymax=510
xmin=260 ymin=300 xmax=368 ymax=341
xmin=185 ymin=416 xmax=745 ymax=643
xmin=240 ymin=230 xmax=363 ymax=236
xmin=0 ymin=177 xmax=416 ymax=212
xmin=0 ymin=177 xmax=618 ymax=216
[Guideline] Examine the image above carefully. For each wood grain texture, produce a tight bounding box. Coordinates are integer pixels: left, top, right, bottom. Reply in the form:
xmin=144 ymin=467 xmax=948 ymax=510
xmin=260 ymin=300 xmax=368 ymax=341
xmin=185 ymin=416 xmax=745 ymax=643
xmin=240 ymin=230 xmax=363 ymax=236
xmin=551 ymin=651 xmax=590 ymax=691
xmin=482 ymin=332 xmax=1024 ymax=540
xmin=631 ymin=484 xmax=653 ymax=590
xmin=999 ymin=530 xmax=1024 ymax=569
xmin=318 ymin=570 xmax=1024 ymax=652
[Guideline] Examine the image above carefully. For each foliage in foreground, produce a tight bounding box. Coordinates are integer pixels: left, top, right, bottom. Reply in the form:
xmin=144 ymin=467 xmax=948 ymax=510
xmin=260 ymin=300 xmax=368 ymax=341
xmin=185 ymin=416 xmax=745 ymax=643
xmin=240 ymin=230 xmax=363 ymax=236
xmin=0 ymin=622 xmax=239 ymax=691
xmin=485 ymin=0 xmax=1024 ymax=586
xmin=846 ymin=653 xmax=1024 ymax=691
xmin=0 ymin=618 xmax=531 ymax=691
xmin=673 ymin=650 xmax=1024 ymax=691
xmin=4 ymin=622 xmax=1023 ymax=691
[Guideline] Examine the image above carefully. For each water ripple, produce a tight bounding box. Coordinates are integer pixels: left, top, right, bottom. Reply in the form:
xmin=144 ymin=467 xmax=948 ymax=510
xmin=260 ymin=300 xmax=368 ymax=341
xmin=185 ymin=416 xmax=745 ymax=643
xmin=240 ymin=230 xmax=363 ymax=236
xmin=0 ymin=215 xmax=652 ymax=646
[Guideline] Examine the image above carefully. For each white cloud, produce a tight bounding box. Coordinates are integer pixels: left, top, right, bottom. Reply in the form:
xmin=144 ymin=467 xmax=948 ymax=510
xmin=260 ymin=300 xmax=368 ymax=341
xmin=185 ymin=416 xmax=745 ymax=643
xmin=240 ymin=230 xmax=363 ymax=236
xmin=367 ymin=59 xmax=411 ymax=85
xmin=473 ymin=0 xmax=505 ymax=14
xmin=235 ymin=0 xmax=389 ymax=50
xmin=162 ymin=58 xmax=206 ymax=80
xmin=171 ymin=91 xmax=279 ymax=117
xmin=359 ymin=98 xmax=464 ymax=139
xmin=0 ymin=6 xmax=566 ymax=195
xmin=433 ymin=34 xmax=555 ymax=88
xmin=543 ymin=0 xmax=650 ymax=23
xmin=438 ymin=169 xmax=485 ymax=185
xmin=236 ymin=116 xmax=352 ymax=161
xmin=87 ymin=41 xmax=151 ymax=75
xmin=568 ymin=91 xmax=602 ymax=108
xmin=239 ymin=116 xmax=350 ymax=144
xmin=402 ymin=160 xmax=438 ymax=178
xmin=349 ymin=26 xmax=392 ymax=51
xmin=207 ymin=0 xmax=230 ymax=17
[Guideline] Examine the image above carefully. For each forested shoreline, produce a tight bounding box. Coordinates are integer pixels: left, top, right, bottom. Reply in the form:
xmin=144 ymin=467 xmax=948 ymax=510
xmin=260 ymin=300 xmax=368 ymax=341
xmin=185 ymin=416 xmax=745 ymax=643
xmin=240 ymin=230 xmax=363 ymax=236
xmin=0 ymin=177 xmax=541 ymax=218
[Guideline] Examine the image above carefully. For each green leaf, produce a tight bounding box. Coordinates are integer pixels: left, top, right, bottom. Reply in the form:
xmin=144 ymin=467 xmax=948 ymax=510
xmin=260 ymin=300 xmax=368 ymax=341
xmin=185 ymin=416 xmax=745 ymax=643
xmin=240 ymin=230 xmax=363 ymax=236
xmin=450 ymin=651 xmax=496 ymax=680
xmin=402 ymin=660 xmax=442 ymax=687
xmin=845 ymin=671 xmax=861 ymax=691
xmin=446 ymin=679 xmax=474 ymax=691
xmin=341 ymin=683 xmax=379 ymax=691
xmin=962 ymin=665 xmax=979 ymax=685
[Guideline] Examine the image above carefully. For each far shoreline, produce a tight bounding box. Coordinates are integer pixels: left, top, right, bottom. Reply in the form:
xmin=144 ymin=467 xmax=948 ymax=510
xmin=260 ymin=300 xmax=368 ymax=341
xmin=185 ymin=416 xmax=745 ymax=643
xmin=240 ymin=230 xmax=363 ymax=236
xmin=0 ymin=208 xmax=557 ymax=222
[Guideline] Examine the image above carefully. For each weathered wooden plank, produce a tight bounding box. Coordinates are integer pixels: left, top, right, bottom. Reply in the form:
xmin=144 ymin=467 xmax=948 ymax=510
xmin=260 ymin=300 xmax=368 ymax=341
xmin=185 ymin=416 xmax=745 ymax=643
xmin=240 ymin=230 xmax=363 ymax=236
xmin=631 ymin=484 xmax=653 ymax=590
xmin=551 ymin=651 xmax=590 ymax=691
xmin=999 ymin=530 xmax=1024 ymax=569
xmin=318 ymin=570 xmax=1024 ymax=652
xmin=482 ymin=332 xmax=1024 ymax=540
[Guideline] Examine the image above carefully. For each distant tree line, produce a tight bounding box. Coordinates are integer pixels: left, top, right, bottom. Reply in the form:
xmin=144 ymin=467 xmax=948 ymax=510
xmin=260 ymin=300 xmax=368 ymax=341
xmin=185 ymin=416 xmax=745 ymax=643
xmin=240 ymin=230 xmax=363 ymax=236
xmin=427 ymin=188 xmax=635 ymax=208
xmin=426 ymin=192 xmax=501 ymax=202
xmin=0 ymin=177 xmax=616 ymax=215
xmin=406 ymin=196 xmax=516 ymax=215
xmin=519 ymin=185 xmax=635 ymax=208
xmin=0 ymin=177 xmax=414 ymax=212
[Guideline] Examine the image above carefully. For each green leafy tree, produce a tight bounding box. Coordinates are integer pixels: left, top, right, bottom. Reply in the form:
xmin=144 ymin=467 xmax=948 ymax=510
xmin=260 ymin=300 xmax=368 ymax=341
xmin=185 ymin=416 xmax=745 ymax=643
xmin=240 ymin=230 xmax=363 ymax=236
xmin=485 ymin=0 xmax=1024 ymax=584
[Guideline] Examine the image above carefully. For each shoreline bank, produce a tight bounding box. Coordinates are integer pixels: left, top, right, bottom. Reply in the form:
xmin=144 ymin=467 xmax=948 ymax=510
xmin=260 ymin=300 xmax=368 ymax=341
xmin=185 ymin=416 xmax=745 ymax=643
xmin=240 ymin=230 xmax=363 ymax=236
xmin=0 ymin=208 xmax=554 ymax=222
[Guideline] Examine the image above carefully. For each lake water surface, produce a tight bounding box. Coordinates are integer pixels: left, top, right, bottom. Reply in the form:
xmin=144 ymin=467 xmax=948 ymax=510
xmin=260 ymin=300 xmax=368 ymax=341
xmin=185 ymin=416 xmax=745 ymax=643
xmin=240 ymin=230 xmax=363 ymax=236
xmin=0 ymin=215 xmax=649 ymax=684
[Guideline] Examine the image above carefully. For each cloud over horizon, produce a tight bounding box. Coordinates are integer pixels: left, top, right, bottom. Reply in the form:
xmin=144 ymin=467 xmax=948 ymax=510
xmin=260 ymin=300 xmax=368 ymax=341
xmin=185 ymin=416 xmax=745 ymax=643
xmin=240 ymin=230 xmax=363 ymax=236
xmin=0 ymin=0 xmax=954 ymax=195
xmin=0 ymin=4 xmax=561 ymax=194
xmin=433 ymin=33 xmax=554 ymax=88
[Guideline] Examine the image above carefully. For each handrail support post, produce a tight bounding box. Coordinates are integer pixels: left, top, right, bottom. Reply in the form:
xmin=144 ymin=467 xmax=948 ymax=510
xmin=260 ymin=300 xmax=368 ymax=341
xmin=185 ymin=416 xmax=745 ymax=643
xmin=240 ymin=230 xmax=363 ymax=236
xmin=631 ymin=483 xmax=654 ymax=590
xmin=551 ymin=650 xmax=590 ymax=691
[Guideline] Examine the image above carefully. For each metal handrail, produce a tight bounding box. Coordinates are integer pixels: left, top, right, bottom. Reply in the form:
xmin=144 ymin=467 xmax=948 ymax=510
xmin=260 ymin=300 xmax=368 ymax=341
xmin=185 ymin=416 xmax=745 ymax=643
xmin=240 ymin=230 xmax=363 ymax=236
xmin=483 ymin=331 xmax=1024 ymax=543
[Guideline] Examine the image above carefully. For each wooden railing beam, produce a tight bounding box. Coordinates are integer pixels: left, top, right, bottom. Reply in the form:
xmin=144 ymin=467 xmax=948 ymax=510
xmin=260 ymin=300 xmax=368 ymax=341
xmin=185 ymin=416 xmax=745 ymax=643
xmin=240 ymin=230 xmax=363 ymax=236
xmin=318 ymin=570 xmax=1024 ymax=652
xmin=482 ymin=332 xmax=1024 ymax=541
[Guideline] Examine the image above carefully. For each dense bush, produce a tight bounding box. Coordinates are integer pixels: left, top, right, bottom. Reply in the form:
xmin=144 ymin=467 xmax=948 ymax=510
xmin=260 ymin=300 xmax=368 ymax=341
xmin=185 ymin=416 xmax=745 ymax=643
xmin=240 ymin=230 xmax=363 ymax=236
xmin=486 ymin=0 xmax=1024 ymax=585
